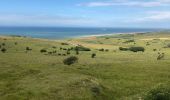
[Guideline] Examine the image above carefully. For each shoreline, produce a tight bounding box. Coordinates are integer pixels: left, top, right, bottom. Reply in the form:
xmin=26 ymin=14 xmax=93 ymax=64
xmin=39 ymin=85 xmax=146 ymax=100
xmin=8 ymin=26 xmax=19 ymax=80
xmin=0 ymin=31 xmax=149 ymax=40
xmin=69 ymin=32 xmax=148 ymax=39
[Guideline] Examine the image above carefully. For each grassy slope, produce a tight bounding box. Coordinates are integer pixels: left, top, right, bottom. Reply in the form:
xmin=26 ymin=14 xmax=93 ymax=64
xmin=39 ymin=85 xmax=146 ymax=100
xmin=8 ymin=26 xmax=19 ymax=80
xmin=0 ymin=32 xmax=170 ymax=100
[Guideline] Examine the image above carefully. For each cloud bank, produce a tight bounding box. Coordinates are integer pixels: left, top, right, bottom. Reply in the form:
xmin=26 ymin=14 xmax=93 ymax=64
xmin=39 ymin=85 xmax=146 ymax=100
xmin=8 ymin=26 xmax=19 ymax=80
xmin=78 ymin=0 xmax=170 ymax=7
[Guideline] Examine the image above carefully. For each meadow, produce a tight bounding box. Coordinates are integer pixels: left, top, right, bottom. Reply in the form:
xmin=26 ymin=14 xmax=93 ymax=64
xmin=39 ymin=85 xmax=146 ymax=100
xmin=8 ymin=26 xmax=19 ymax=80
xmin=0 ymin=32 xmax=170 ymax=100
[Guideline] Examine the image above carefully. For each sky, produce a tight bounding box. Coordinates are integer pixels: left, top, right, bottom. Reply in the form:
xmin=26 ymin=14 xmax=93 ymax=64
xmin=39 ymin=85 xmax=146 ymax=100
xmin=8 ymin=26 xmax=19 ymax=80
xmin=0 ymin=0 xmax=170 ymax=28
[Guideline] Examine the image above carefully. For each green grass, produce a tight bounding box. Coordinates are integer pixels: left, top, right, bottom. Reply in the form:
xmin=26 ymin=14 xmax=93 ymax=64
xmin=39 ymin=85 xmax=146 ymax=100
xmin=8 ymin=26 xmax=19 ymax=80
xmin=0 ymin=32 xmax=170 ymax=100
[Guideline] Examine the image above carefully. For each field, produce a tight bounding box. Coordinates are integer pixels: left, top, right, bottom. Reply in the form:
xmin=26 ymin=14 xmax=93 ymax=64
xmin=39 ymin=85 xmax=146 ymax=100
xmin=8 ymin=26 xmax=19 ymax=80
xmin=0 ymin=32 xmax=170 ymax=100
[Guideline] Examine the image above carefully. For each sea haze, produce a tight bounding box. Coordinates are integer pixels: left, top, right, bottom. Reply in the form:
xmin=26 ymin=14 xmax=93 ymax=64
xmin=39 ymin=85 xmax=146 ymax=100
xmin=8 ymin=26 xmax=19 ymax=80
xmin=0 ymin=27 xmax=163 ymax=39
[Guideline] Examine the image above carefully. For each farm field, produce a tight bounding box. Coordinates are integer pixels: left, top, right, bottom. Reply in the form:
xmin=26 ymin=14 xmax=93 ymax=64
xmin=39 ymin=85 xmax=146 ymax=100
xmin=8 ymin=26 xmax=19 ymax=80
xmin=0 ymin=32 xmax=170 ymax=100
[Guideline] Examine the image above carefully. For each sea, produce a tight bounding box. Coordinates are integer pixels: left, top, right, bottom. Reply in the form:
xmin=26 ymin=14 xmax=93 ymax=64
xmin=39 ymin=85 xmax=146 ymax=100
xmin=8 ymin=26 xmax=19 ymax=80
xmin=0 ymin=27 xmax=165 ymax=39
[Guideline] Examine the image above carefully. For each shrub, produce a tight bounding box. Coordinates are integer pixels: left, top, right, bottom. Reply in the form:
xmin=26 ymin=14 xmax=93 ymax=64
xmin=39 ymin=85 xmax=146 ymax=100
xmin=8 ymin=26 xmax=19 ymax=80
xmin=91 ymin=53 xmax=96 ymax=58
xmin=63 ymin=48 xmax=67 ymax=51
xmin=62 ymin=54 xmax=66 ymax=56
xmin=105 ymin=49 xmax=109 ymax=52
xmin=129 ymin=46 xmax=145 ymax=52
xmin=63 ymin=56 xmax=78 ymax=65
xmin=74 ymin=46 xmax=91 ymax=51
xmin=52 ymin=46 xmax=56 ymax=49
xmin=60 ymin=47 xmax=63 ymax=50
xmin=67 ymin=50 xmax=71 ymax=55
xmin=58 ymin=53 xmax=61 ymax=56
xmin=53 ymin=50 xmax=56 ymax=53
xmin=99 ymin=48 xmax=104 ymax=52
xmin=123 ymin=39 xmax=135 ymax=43
xmin=76 ymin=49 xmax=79 ymax=55
xmin=1 ymin=48 xmax=6 ymax=53
xmin=2 ymin=43 xmax=5 ymax=46
xmin=146 ymin=42 xmax=150 ymax=46
xmin=153 ymin=49 xmax=157 ymax=51
xmin=144 ymin=84 xmax=170 ymax=100
xmin=14 ymin=42 xmax=18 ymax=45
xmin=167 ymin=44 xmax=170 ymax=48
xmin=26 ymin=47 xmax=32 ymax=51
xmin=119 ymin=47 xmax=129 ymax=51
xmin=40 ymin=49 xmax=47 ymax=53
xmin=61 ymin=42 xmax=69 ymax=45
xmin=157 ymin=53 xmax=165 ymax=60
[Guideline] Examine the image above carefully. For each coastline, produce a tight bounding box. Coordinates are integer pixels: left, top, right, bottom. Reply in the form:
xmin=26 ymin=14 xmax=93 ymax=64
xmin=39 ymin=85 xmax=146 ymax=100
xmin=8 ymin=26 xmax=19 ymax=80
xmin=0 ymin=32 xmax=139 ymax=40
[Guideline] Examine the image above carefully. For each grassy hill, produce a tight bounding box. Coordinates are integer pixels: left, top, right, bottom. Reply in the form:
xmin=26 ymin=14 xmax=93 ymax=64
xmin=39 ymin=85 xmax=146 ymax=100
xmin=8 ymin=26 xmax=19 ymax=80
xmin=0 ymin=32 xmax=170 ymax=100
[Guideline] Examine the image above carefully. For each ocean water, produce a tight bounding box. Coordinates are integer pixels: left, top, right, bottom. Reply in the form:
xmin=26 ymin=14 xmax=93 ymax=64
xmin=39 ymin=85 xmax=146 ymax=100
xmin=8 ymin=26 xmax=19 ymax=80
xmin=0 ymin=27 xmax=163 ymax=39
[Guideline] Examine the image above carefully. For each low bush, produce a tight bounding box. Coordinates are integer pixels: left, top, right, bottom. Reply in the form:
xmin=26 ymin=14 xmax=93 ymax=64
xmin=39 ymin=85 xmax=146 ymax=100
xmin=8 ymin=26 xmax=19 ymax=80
xmin=119 ymin=47 xmax=129 ymax=51
xmin=153 ymin=49 xmax=157 ymax=51
xmin=14 ymin=42 xmax=18 ymax=45
xmin=52 ymin=46 xmax=56 ymax=49
xmin=91 ymin=53 xmax=96 ymax=58
xmin=1 ymin=48 xmax=7 ymax=53
xmin=157 ymin=53 xmax=165 ymax=60
xmin=105 ymin=49 xmax=109 ymax=52
xmin=26 ymin=47 xmax=32 ymax=51
xmin=146 ymin=42 xmax=150 ymax=46
xmin=144 ymin=84 xmax=170 ymax=100
xmin=167 ymin=44 xmax=170 ymax=48
xmin=123 ymin=39 xmax=135 ymax=43
xmin=61 ymin=42 xmax=69 ymax=45
xmin=63 ymin=56 xmax=78 ymax=65
xmin=74 ymin=46 xmax=91 ymax=51
xmin=129 ymin=46 xmax=145 ymax=52
xmin=40 ymin=49 xmax=47 ymax=53
xmin=99 ymin=48 xmax=104 ymax=52
xmin=2 ymin=43 xmax=5 ymax=46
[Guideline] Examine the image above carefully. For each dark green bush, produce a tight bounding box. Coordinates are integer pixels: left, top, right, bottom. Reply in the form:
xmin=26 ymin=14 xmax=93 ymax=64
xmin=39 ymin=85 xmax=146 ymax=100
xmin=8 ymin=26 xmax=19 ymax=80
xmin=2 ymin=43 xmax=5 ymax=46
xmin=1 ymin=48 xmax=6 ymax=53
xmin=167 ymin=44 xmax=170 ymax=48
xmin=26 ymin=47 xmax=32 ymax=51
xmin=61 ymin=42 xmax=69 ymax=45
xmin=40 ymin=49 xmax=47 ymax=53
xmin=119 ymin=47 xmax=129 ymax=51
xmin=129 ymin=46 xmax=145 ymax=52
xmin=157 ymin=53 xmax=165 ymax=60
xmin=52 ymin=46 xmax=56 ymax=48
xmin=74 ymin=46 xmax=91 ymax=51
xmin=63 ymin=56 xmax=78 ymax=65
xmin=153 ymin=49 xmax=157 ymax=51
xmin=99 ymin=48 xmax=104 ymax=52
xmin=91 ymin=53 xmax=96 ymax=58
xmin=123 ymin=39 xmax=135 ymax=43
xmin=14 ymin=42 xmax=18 ymax=45
xmin=144 ymin=84 xmax=170 ymax=100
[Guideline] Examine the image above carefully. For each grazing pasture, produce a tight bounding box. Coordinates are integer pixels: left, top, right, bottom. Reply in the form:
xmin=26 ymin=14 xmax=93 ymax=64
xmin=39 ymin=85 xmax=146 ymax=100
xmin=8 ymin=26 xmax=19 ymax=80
xmin=0 ymin=32 xmax=170 ymax=100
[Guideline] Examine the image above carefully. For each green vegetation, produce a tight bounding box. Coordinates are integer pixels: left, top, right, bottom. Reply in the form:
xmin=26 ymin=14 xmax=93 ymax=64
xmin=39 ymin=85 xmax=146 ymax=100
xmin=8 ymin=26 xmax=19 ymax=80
xmin=0 ymin=32 xmax=170 ymax=100
xmin=63 ymin=56 xmax=78 ymax=65
xmin=75 ymin=46 xmax=91 ymax=51
xmin=91 ymin=53 xmax=96 ymax=58
xmin=129 ymin=46 xmax=145 ymax=52
xmin=144 ymin=83 xmax=170 ymax=100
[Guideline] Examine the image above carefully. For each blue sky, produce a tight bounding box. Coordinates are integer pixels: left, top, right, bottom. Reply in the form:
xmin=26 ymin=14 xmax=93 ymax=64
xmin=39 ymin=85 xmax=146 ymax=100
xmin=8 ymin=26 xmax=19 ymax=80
xmin=0 ymin=0 xmax=170 ymax=28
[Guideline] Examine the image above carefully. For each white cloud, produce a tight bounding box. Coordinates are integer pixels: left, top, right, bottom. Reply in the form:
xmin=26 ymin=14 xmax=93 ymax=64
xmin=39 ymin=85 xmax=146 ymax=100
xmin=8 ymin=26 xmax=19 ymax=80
xmin=127 ymin=11 xmax=170 ymax=23
xmin=78 ymin=0 xmax=170 ymax=7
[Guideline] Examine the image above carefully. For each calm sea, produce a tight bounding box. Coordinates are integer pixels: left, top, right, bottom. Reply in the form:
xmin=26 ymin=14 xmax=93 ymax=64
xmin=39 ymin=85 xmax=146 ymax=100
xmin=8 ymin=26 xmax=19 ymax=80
xmin=0 ymin=27 xmax=163 ymax=39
